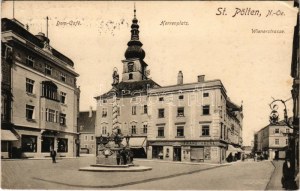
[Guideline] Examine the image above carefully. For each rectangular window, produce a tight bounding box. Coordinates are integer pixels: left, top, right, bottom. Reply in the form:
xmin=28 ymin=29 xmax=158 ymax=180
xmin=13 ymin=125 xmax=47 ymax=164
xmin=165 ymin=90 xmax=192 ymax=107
xmin=26 ymin=105 xmax=34 ymax=120
xmin=91 ymin=136 xmax=94 ymax=141
xmin=176 ymin=126 xmax=184 ymax=137
xmin=202 ymin=105 xmax=210 ymax=115
xmin=22 ymin=135 xmax=37 ymax=152
xmin=159 ymin=97 xmax=164 ymax=101
xmin=60 ymin=73 xmax=66 ymax=82
xmin=60 ymin=92 xmax=66 ymax=104
xmin=286 ymin=128 xmax=290 ymax=134
xmin=85 ymin=135 xmax=88 ymax=141
xmin=26 ymin=78 xmax=34 ymax=94
xmin=286 ymin=139 xmax=288 ymax=145
xmin=143 ymin=124 xmax=148 ymax=134
xmin=45 ymin=64 xmax=52 ymax=75
xmin=179 ymin=95 xmax=184 ymax=100
xmin=158 ymin=127 xmax=164 ymax=137
xmin=132 ymin=106 xmax=136 ymax=115
xmin=102 ymin=126 xmax=107 ymax=135
xmin=275 ymin=139 xmax=279 ymax=145
xmin=117 ymin=106 xmax=120 ymax=116
xmin=203 ymin=92 xmax=209 ymax=97
xmin=55 ymin=111 xmax=59 ymax=123
xmin=26 ymin=56 xmax=34 ymax=67
xmin=131 ymin=125 xmax=136 ymax=134
xmin=202 ymin=125 xmax=210 ymax=136
xmin=60 ymin=113 xmax=66 ymax=126
xmin=177 ymin=107 xmax=184 ymax=117
xmin=47 ymin=109 xmax=55 ymax=122
xmin=57 ymin=138 xmax=68 ymax=152
xmin=102 ymin=108 xmax=107 ymax=118
xmin=158 ymin=109 xmax=165 ymax=118
xmin=275 ymin=129 xmax=279 ymax=134
xmin=144 ymin=105 xmax=148 ymax=114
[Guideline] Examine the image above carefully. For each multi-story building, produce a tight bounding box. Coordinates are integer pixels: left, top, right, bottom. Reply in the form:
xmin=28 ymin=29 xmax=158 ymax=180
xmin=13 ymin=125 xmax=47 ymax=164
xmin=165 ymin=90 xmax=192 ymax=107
xmin=1 ymin=18 xmax=80 ymax=158
xmin=254 ymin=120 xmax=293 ymax=160
xmin=94 ymin=8 xmax=243 ymax=163
xmin=78 ymin=108 xmax=96 ymax=155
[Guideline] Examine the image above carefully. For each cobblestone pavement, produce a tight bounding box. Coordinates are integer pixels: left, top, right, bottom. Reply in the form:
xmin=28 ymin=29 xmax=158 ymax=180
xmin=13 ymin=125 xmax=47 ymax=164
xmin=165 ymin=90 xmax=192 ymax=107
xmin=1 ymin=157 xmax=274 ymax=190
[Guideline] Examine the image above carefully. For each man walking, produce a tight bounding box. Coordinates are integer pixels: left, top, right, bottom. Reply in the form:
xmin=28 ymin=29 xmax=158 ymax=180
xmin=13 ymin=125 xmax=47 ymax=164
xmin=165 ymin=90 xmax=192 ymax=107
xmin=50 ymin=148 xmax=57 ymax=163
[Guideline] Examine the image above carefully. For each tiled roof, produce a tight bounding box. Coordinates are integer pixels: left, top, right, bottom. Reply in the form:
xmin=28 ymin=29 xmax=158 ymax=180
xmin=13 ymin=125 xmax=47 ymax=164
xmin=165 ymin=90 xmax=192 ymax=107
xmin=2 ymin=18 xmax=74 ymax=67
xmin=78 ymin=111 xmax=96 ymax=133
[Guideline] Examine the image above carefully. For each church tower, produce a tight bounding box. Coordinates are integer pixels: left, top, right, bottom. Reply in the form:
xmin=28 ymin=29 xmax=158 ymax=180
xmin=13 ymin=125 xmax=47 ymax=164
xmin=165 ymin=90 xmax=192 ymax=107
xmin=122 ymin=6 xmax=148 ymax=82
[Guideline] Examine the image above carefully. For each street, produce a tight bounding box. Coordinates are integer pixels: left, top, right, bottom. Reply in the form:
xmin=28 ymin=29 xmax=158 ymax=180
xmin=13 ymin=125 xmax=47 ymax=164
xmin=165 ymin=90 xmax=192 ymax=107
xmin=1 ymin=157 xmax=277 ymax=190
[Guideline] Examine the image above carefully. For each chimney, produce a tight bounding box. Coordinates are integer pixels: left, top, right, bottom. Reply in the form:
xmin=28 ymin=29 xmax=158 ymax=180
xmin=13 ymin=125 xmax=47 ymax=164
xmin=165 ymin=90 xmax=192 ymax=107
xmin=177 ymin=71 xmax=183 ymax=85
xmin=197 ymin=75 xmax=205 ymax=82
xmin=89 ymin=106 xmax=93 ymax=118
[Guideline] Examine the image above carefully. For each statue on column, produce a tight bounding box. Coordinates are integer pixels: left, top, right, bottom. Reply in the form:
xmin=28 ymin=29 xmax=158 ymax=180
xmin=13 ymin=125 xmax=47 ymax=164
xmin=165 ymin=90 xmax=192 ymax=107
xmin=112 ymin=67 xmax=119 ymax=86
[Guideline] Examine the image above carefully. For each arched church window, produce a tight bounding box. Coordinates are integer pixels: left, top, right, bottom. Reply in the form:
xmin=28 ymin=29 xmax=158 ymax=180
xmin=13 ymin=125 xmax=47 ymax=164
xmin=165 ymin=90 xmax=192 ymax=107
xmin=128 ymin=62 xmax=134 ymax=72
xmin=129 ymin=73 xmax=133 ymax=80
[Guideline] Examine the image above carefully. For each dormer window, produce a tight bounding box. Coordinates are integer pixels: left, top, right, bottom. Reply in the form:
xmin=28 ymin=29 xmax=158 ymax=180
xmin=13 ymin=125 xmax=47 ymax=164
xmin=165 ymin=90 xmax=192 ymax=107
xmin=128 ymin=62 xmax=134 ymax=72
xmin=129 ymin=73 xmax=133 ymax=80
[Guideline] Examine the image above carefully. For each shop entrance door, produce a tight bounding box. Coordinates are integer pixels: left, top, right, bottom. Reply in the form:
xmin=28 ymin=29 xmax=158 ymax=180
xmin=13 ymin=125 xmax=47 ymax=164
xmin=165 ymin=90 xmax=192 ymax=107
xmin=173 ymin=147 xmax=181 ymax=161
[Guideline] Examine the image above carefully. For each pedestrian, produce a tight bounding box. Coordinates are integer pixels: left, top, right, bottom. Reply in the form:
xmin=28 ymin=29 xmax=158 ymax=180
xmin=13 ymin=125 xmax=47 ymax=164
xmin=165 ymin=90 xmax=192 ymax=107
xmin=282 ymin=156 xmax=297 ymax=189
xmin=50 ymin=148 xmax=56 ymax=163
xmin=254 ymin=153 xmax=257 ymax=162
xmin=116 ymin=151 xmax=121 ymax=165
xmin=121 ymin=148 xmax=127 ymax=165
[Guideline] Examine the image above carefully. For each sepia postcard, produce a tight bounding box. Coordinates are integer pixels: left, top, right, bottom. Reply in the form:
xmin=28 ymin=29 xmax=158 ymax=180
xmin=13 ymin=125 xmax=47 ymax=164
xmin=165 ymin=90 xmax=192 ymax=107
xmin=1 ymin=0 xmax=299 ymax=190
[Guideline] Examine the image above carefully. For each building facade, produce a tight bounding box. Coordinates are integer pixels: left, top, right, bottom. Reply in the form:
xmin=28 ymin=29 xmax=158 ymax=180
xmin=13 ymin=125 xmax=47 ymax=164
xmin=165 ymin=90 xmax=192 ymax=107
xmin=94 ymin=8 xmax=243 ymax=163
xmin=1 ymin=18 xmax=80 ymax=158
xmin=254 ymin=120 xmax=293 ymax=160
xmin=78 ymin=109 xmax=96 ymax=155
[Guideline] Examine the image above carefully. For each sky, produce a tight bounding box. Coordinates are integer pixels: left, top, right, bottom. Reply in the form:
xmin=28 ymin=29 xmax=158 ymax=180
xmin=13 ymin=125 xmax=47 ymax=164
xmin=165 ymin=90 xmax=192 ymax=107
xmin=2 ymin=1 xmax=298 ymax=146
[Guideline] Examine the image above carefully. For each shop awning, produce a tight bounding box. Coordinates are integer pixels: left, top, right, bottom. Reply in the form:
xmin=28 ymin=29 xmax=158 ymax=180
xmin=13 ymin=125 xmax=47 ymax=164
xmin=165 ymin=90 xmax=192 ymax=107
xmin=1 ymin=130 xmax=18 ymax=141
xmin=122 ymin=137 xmax=147 ymax=148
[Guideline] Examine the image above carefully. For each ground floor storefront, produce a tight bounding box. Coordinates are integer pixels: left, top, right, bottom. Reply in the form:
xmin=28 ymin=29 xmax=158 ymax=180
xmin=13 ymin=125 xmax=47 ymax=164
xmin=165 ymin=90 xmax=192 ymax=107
xmin=147 ymin=140 xmax=229 ymax=163
xmin=6 ymin=126 xmax=78 ymax=158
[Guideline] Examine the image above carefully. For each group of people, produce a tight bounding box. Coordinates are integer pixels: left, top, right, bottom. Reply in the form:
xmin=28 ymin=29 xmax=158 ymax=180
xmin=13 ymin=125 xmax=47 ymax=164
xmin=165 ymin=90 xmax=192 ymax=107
xmin=116 ymin=148 xmax=133 ymax=165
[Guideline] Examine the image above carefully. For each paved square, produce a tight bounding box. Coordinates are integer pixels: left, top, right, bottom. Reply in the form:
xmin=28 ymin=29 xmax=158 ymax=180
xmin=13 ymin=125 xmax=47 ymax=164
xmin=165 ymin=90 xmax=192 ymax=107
xmin=2 ymin=157 xmax=274 ymax=190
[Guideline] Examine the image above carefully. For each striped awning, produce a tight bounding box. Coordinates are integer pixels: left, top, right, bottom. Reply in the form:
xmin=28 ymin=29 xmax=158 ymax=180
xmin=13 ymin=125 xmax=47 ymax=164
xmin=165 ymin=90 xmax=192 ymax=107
xmin=122 ymin=137 xmax=147 ymax=148
xmin=1 ymin=130 xmax=18 ymax=141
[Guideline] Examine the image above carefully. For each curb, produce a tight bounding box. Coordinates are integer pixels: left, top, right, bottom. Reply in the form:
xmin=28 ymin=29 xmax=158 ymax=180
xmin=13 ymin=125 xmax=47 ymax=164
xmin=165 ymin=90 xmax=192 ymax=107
xmin=265 ymin=161 xmax=277 ymax=190
xmin=134 ymin=158 xmax=232 ymax=166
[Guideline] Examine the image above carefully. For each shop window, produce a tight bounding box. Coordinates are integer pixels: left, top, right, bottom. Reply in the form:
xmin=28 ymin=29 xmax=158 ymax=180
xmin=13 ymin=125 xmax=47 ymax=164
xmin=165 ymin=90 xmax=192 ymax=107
xmin=202 ymin=105 xmax=210 ymax=115
xmin=22 ymin=135 xmax=37 ymax=152
xmin=158 ymin=108 xmax=165 ymax=118
xmin=57 ymin=138 xmax=68 ymax=152
xmin=41 ymin=136 xmax=54 ymax=152
xmin=131 ymin=125 xmax=137 ymax=134
xmin=102 ymin=108 xmax=107 ymax=118
xmin=45 ymin=64 xmax=52 ymax=75
xmin=158 ymin=127 xmax=164 ymax=137
xmin=202 ymin=125 xmax=210 ymax=136
xmin=26 ymin=78 xmax=35 ymax=94
xmin=152 ymin=146 xmax=163 ymax=159
xmin=143 ymin=124 xmax=148 ymax=134
xmin=26 ymin=104 xmax=35 ymax=120
xmin=60 ymin=92 xmax=66 ymax=104
xmin=177 ymin=107 xmax=184 ymax=117
xmin=1 ymin=141 xmax=8 ymax=152
xmin=176 ymin=126 xmax=184 ymax=137
xmin=26 ymin=56 xmax=34 ymax=67
xmin=132 ymin=106 xmax=136 ymax=115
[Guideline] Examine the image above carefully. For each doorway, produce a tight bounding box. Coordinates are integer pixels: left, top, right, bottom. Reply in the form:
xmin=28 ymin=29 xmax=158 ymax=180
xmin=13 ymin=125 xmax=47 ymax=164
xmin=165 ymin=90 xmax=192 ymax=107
xmin=173 ymin=147 xmax=181 ymax=161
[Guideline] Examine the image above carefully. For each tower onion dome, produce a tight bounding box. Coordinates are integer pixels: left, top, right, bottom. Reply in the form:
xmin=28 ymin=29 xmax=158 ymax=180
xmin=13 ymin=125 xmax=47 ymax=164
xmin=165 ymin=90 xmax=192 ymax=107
xmin=124 ymin=6 xmax=145 ymax=60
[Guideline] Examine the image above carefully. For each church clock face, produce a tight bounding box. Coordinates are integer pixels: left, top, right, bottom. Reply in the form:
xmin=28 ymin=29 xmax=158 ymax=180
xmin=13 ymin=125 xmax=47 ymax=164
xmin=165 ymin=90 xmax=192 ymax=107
xmin=128 ymin=62 xmax=134 ymax=72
